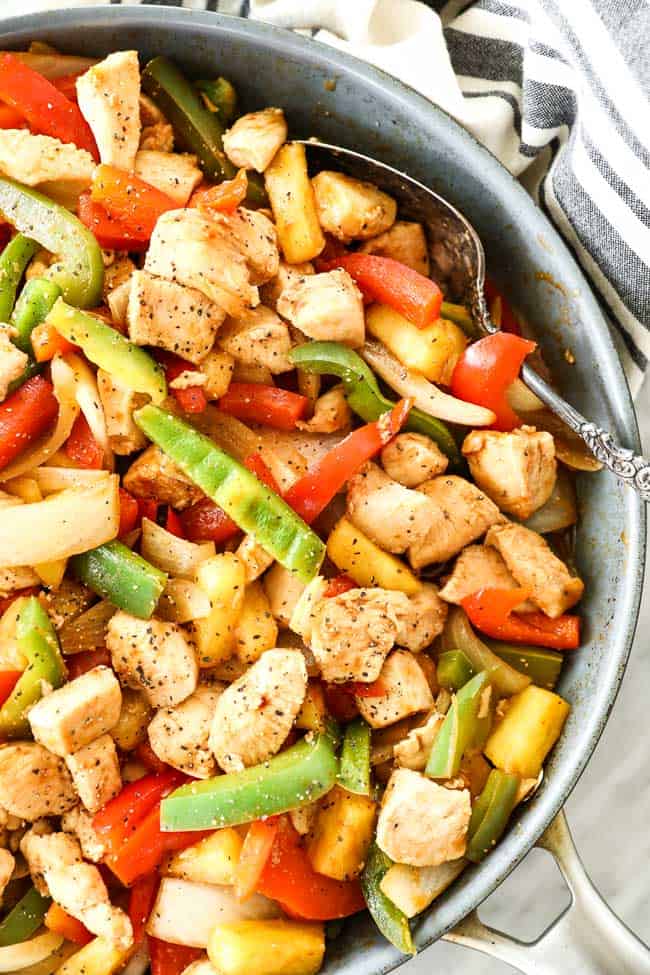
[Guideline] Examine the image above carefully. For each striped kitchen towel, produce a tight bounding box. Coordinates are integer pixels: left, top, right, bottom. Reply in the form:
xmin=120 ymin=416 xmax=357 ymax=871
xmin=3 ymin=0 xmax=650 ymax=391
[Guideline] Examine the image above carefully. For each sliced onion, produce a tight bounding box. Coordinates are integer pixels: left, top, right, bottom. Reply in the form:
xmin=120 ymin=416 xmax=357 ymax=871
xmin=59 ymin=599 xmax=116 ymax=655
xmin=9 ymin=51 xmax=97 ymax=78
xmin=141 ymin=519 xmax=215 ymax=580
xmin=65 ymin=352 xmax=114 ymax=472
xmin=14 ymin=941 xmax=77 ymax=975
xmin=517 ymin=409 xmax=603 ymax=471
xmin=361 ymin=340 xmax=496 ymax=426
xmin=0 ymin=931 xmax=63 ymax=973
xmin=507 ymin=378 xmax=544 ymax=413
xmin=523 ymin=467 xmax=577 ymax=534
xmin=33 ymin=467 xmax=110 ymax=495
xmin=440 ymin=606 xmax=531 ymax=697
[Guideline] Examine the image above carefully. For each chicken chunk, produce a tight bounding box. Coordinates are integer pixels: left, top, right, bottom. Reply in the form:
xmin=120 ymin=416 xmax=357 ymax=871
xmin=0 ymin=131 xmax=95 ymax=193
xmin=145 ymin=209 xmax=258 ymax=317
xmin=218 ymin=306 xmax=293 ymax=374
xmin=148 ymin=684 xmax=223 ymax=779
xmin=408 ymin=476 xmax=505 ymax=569
xmin=208 ymin=208 xmax=280 ymax=286
xmin=393 ymin=711 xmax=445 ymax=771
xmin=0 ymin=849 xmax=14 ymax=903
xmin=296 ymin=385 xmax=351 ymax=434
xmin=107 ymin=612 xmax=198 ymax=708
xmin=438 ymin=544 xmax=534 ymax=611
xmin=134 ymin=150 xmax=202 ymax=206
xmin=380 ymin=432 xmax=448 ymax=487
xmin=223 ymin=108 xmax=287 ymax=172
xmin=140 ymin=121 xmax=175 ymax=152
xmin=236 ymin=534 xmax=275 ymax=583
xmin=346 ymin=462 xmax=437 ymax=554
xmin=377 ymin=769 xmax=471 ymax=866
xmin=486 ymin=522 xmax=584 ymax=618
xmin=123 ymin=444 xmax=203 ymax=510
xmin=61 ymin=806 xmax=107 ymax=863
xmin=76 ymin=51 xmax=141 ymax=170
xmin=97 ymin=368 xmax=148 ymax=455
xmin=0 ymin=326 xmax=28 ymax=402
xmin=356 ymin=650 xmax=434 ymax=728
xmin=277 ymin=269 xmax=365 ymax=347
xmin=21 ymin=828 xmax=81 ymax=894
xmin=311 ymin=171 xmax=396 ymax=243
xmin=0 ymin=744 xmax=76 ymax=820
xmin=64 ymin=735 xmax=122 ymax=814
xmin=462 ymin=426 xmax=557 ymax=519
xmin=28 ymin=666 xmax=122 ymax=757
xmin=260 ymin=260 xmax=314 ymax=311
xmin=209 ymin=649 xmax=307 ymax=772
xmin=200 ymin=349 xmax=234 ymax=400
xmin=263 ymin=563 xmax=306 ymax=627
xmin=0 ymin=564 xmax=40 ymax=594
xmin=393 ymin=583 xmax=448 ymax=652
xmin=359 ymin=221 xmax=430 ymax=276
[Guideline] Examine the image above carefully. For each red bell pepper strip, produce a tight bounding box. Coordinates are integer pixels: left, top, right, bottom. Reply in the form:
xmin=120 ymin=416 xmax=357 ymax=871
xmin=484 ymin=278 xmax=521 ymax=335
xmin=65 ymin=413 xmax=104 ymax=469
xmin=323 ymin=683 xmax=359 ymax=722
xmin=78 ymin=193 xmax=150 ymax=252
xmin=0 ymin=54 xmax=98 ymax=158
xmin=257 ymin=818 xmax=365 ymax=920
xmin=218 ymin=383 xmax=309 ymax=431
xmin=157 ymin=353 xmax=208 ymax=415
xmin=0 ymin=376 xmax=59 ymax=472
xmin=322 ymin=253 xmax=443 ymax=328
xmin=128 ymin=872 xmax=159 ymax=946
xmin=236 ymin=818 xmax=279 ymax=901
xmin=450 ymin=332 xmax=536 ymax=432
xmin=93 ymin=769 xmax=185 ymax=859
xmin=66 ymin=648 xmax=111 ymax=681
xmin=180 ymin=496 xmax=238 ymax=545
xmin=245 ymin=453 xmax=281 ymax=493
xmin=135 ymin=740 xmax=171 ymax=775
xmin=90 ymin=165 xmax=177 ymax=241
xmin=323 ymin=574 xmax=357 ymax=598
xmin=342 ymin=678 xmax=387 ymax=699
xmin=0 ymin=105 xmax=27 ymax=129
xmin=51 ymin=73 xmax=83 ymax=103
xmin=45 ymin=903 xmax=93 ymax=946
xmin=138 ymin=498 xmax=159 ymax=524
xmin=164 ymin=507 xmax=185 ymax=539
xmin=284 ymin=399 xmax=411 ymax=524
xmin=149 ymin=938 xmax=203 ymax=975
xmin=0 ymin=671 xmax=22 ymax=709
xmin=462 ymin=588 xmax=581 ymax=650
xmin=192 ymin=168 xmax=248 ymax=214
xmin=119 ymin=488 xmax=140 ymax=538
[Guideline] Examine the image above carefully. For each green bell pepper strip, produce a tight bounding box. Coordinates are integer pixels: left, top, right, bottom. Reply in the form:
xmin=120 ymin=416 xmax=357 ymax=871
xmin=466 ymin=769 xmax=520 ymax=863
xmin=71 ymin=541 xmax=167 ymax=620
xmin=0 ymin=177 xmax=103 ymax=308
xmin=45 ymin=299 xmax=167 ymax=404
xmin=0 ymin=233 xmax=38 ymax=322
xmin=134 ymin=404 xmax=325 ymax=584
xmin=0 ymin=597 xmax=66 ymax=740
xmin=486 ymin=639 xmax=563 ymax=690
xmin=338 ymin=717 xmax=371 ymax=795
xmin=425 ymin=670 xmax=491 ymax=780
xmin=161 ymin=731 xmax=337 ymax=831
xmin=436 ymin=649 xmax=476 ymax=692
xmin=0 ymin=887 xmax=51 ymax=947
xmin=360 ymin=843 xmax=415 ymax=956
xmin=195 ymin=77 xmax=238 ymax=127
xmin=11 ymin=278 xmax=62 ymax=354
xmin=289 ymin=342 xmax=462 ymax=467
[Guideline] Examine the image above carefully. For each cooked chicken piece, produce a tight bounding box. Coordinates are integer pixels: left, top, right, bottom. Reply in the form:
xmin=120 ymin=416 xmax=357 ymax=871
xmin=277 ymin=269 xmax=365 ymax=348
xmin=260 ymin=260 xmax=314 ymax=311
xmin=127 ymin=270 xmax=225 ymax=365
xmin=0 ymin=806 xmax=23 ymax=832
xmin=263 ymin=563 xmax=306 ymax=627
xmin=296 ymin=385 xmax=351 ymax=434
xmin=209 ymin=649 xmax=307 ymax=772
xmin=28 ymin=666 xmax=122 ymax=758
xmin=107 ymin=612 xmax=198 ymax=708
xmin=462 ymin=426 xmax=557 ymax=520
xmin=438 ymin=544 xmax=535 ymax=612
xmin=123 ymin=444 xmax=203 ymax=510
xmin=393 ymin=583 xmax=448 ymax=652
xmin=485 ymin=522 xmax=584 ymax=618
xmin=64 ymin=735 xmax=122 ymax=814
xmin=134 ymin=150 xmax=202 ymax=206
xmin=356 ymin=650 xmax=434 ymax=728
xmin=148 ymin=684 xmax=223 ymax=779
xmin=103 ymin=253 xmax=135 ymax=295
xmin=0 ymin=744 xmax=76 ymax=820
xmin=218 ymin=305 xmax=293 ymax=374
xmin=208 ymin=208 xmax=280 ymax=286
xmin=21 ymin=828 xmax=81 ymax=894
xmin=377 ymin=768 xmax=471 ymax=866
xmin=380 ymin=432 xmax=448 ymax=487
xmin=76 ymin=51 xmax=140 ymax=170
xmin=105 ymin=279 xmax=131 ymax=327
xmin=61 ymin=806 xmax=107 ymax=863
xmin=0 ymin=326 xmax=28 ymax=402
xmin=0 ymin=849 xmax=14 ymax=903
xmin=201 ymin=349 xmax=235 ymax=400
xmin=236 ymin=535 xmax=275 ymax=583
xmin=0 ymin=565 xmax=39 ymax=594
xmin=311 ymin=171 xmax=396 ymax=243
xmin=0 ymin=131 xmax=95 ymax=195
xmin=223 ymin=108 xmax=288 ymax=172
xmin=359 ymin=220 xmax=430 ymax=276
xmin=393 ymin=711 xmax=445 ymax=771
xmin=346 ymin=462 xmax=437 ymax=554
xmin=408 ymin=476 xmax=505 ymax=569
xmin=145 ymin=209 xmax=259 ymax=317
xmin=140 ymin=121 xmax=175 ymax=152
xmin=289 ymin=802 xmax=320 ymax=837
xmin=97 ymin=368 xmax=148 ymax=455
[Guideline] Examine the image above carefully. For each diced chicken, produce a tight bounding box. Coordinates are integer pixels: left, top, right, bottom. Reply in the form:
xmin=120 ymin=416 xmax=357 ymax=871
xmin=222 ymin=108 xmax=287 ymax=172
xmin=260 ymin=260 xmax=314 ymax=311
xmin=408 ymin=476 xmax=505 ymax=569
xmin=148 ymin=685 xmax=223 ymax=779
xmin=296 ymin=385 xmax=351 ymax=434
xmin=311 ymin=171 xmax=396 ymax=243
xmin=380 ymin=432 xmax=448 ymax=487
xmin=485 ymin=522 xmax=584 ymax=618
xmin=28 ymin=666 xmax=122 ymax=758
xmin=263 ymin=563 xmax=306 ymax=627
xmin=438 ymin=544 xmax=535 ymax=612
xmin=145 ymin=209 xmax=259 ymax=317
xmin=0 ymin=325 xmax=28 ymax=402
xmin=134 ymin=150 xmax=202 ymax=206
xmin=218 ymin=306 xmax=293 ymax=374
xmin=209 ymin=649 xmax=307 ymax=772
xmin=346 ymin=462 xmax=437 ymax=555
xmin=359 ymin=221 xmax=430 ymax=276
xmin=76 ymin=51 xmax=141 ymax=170
xmin=140 ymin=121 xmax=174 ymax=152
xmin=207 ymin=208 xmax=280 ymax=286
xmin=21 ymin=828 xmax=81 ymax=894
xmin=462 ymin=426 xmax=557 ymax=519
xmin=200 ymin=349 xmax=234 ymax=400
xmin=61 ymin=806 xmax=107 ymax=862
xmin=377 ymin=768 xmax=471 ymax=866
xmin=64 ymin=735 xmax=122 ymax=814
xmin=127 ymin=269 xmax=225 ymax=365
xmin=0 ymin=565 xmax=39 ymax=594
xmin=0 ymin=131 xmax=95 ymax=195
xmin=107 ymin=612 xmax=198 ymax=708
xmin=123 ymin=444 xmax=203 ymax=510
xmin=289 ymin=802 xmax=320 ymax=837
xmin=0 ymin=744 xmax=76 ymax=820
xmin=393 ymin=711 xmax=445 ymax=771
xmin=106 ymin=280 xmax=131 ymax=327
xmin=103 ymin=253 xmax=136 ymax=296
xmin=97 ymin=368 xmax=148 ymax=455
xmin=0 ymin=806 xmax=23 ymax=832
xmin=236 ymin=535 xmax=275 ymax=583
xmin=0 ymin=849 xmax=14 ymax=903
xmin=393 ymin=583 xmax=448 ymax=652
xmin=356 ymin=650 xmax=434 ymax=728
xmin=277 ymin=269 xmax=364 ymax=347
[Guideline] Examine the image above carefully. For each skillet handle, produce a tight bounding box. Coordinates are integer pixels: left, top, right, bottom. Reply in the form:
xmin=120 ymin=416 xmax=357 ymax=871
xmin=442 ymin=810 xmax=650 ymax=974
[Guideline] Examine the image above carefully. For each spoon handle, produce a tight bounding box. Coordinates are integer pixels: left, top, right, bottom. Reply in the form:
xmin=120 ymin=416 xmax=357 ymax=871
xmin=521 ymin=363 xmax=650 ymax=502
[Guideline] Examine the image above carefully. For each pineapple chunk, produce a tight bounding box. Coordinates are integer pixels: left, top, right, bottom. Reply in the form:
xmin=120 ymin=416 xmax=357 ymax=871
xmin=234 ymin=581 xmax=278 ymax=665
xmin=110 ymin=688 xmax=152 ymax=752
xmin=163 ymin=828 xmax=243 ymax=886
xmin=295 ymin=682 xmax=327 ymax=733
xmin=307 ymin=786 xmax=376 ymax=881
xmin=366 ymin=304 xmax=467 ymax=384
xmin=265 ymin=143 xmax=325 ymax=263
xmin=56 ymin=936 xmax=129 ymax=975
xmin=326 ymin=516 xmax=421 ymax=595
xmin=379 ymin=859 xmax=467 ymax=918
xmin=191 ymin=553 xmax=247 ymax=667
xmin=484 ymin=685 xmax=570 ymax=778
xmin=208 ymin=920 xmax=325 ymax=975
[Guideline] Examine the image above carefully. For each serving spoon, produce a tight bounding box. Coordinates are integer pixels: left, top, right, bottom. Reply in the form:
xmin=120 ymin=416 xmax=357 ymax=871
xmin=300 ymin=140 xmax=650 ymax=501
